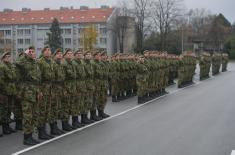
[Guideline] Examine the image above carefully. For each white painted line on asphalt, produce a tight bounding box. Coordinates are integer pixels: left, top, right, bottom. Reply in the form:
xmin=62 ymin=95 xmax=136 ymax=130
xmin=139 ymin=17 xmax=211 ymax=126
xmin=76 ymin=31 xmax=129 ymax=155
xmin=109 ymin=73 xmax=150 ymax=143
xmin=11 ymin=76 xmax=215 ymax=155
xmin=231 ymin=150 xmax=235 ymax=155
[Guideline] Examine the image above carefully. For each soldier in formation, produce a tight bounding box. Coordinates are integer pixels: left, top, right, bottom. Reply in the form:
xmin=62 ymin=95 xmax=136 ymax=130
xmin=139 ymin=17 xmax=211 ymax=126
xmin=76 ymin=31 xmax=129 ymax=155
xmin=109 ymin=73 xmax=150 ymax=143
xmin=212 ymin=53 xmax=222 ymax=75
xmin=222 ymin=53 xmax=229 ymax=72
xmin=199 ymin=52 xmax=211 ymax=81
xmin=178 ymin=52 xmax=197 ymax=88
xmin=0 ymin=46 xmax=230 ymax=145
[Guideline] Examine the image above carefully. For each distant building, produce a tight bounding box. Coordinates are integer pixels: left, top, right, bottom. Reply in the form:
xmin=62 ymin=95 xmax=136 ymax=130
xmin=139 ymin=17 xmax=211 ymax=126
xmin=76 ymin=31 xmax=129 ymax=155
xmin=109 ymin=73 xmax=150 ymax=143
xmin=0 ymin=6 xmax=136 ymax=57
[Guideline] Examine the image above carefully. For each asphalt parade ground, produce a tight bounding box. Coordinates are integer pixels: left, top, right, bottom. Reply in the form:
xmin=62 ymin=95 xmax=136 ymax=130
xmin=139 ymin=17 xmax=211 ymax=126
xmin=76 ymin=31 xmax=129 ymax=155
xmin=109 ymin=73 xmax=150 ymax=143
xmin=1 ymin=62 xmax=235 ymax=155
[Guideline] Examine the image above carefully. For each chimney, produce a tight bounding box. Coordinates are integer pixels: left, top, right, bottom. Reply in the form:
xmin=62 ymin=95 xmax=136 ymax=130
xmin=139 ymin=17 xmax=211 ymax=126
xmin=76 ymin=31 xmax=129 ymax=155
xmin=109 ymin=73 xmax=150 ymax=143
xmin=22 ymin=8 xmax=31 ymax=12
xmin=80 ymin=6 xmax=89 ymax=10
xmin=60 ymin=6 xmax=69 ymax=11
xmin=101 ymin=5 xmax=109 ymax=9
xmin=3 ymin=8 xmax=13 ymax=13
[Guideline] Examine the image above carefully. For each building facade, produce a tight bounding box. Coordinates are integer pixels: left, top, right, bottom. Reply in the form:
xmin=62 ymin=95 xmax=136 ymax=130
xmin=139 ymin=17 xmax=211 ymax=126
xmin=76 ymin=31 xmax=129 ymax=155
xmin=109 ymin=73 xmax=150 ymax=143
xmin=0 ymin=6 xmax=131 ymax=57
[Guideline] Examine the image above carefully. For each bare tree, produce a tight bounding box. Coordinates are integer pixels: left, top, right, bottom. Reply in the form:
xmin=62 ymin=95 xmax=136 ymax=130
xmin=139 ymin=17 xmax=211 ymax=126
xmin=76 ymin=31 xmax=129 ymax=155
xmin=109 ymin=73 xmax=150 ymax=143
xmin=132 ymin=0 xmax=150 ymax=52
xmin=151 ymin=0 xmax=184 ymax=50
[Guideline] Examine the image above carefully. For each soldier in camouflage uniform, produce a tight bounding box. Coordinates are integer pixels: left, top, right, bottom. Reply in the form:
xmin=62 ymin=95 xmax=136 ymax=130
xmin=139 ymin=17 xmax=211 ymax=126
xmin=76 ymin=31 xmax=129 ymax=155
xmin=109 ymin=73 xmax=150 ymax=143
xmin=0 ymin=52 xmax=17 ymax=135
xmin=95 ymin=52 xmax=110 ymax=118
xmin=80 ymin=51 xmax=96 ymax=124
xmin=62 ymin=49 xmax=77 ymax=130
xmin=212 ymin=53 xmax=222 ymax=75
xmin=199 ymin=52 xmax=211 ymax=80
xmin=37 ymin=46 xmax=56 ymax=139
xmin=16 ymin=46 xmax=41 ymax=145
xmin=51 ymin=49 xmax=67 ymax=134
xmin=14 ymin=52 xmax=24 ymax=131
xmin=178 ymin=52 xmax=197 ymax=88
xmin=136 ymin=55 xmax=149 ymax=104
xmin=84 ymin=51 xmax=102 ymax=122
xmin=72 ymin=50 xmax=87 ymax=127
xmin=111 ymin=54 xmax=121 ymax=102
xmin=222 ymin=53 xmax=229 ymax=72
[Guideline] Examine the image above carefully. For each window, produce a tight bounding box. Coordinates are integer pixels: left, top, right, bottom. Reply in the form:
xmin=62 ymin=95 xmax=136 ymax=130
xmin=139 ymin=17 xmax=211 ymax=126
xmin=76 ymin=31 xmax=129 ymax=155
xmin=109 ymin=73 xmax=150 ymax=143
xmin=65 ymin=38 xmax=71 ymax=45
xmin=17 ymin=29 xmax=24 ymax=35
xmin=64 ymin=29 xmax=71 ymax=35
xmin=37 ymin=38 xmax=43 ymax=41
xmin=0 ymin=39 xmax=4 ymax=45
xmin=0 ymin=30 xmax=4 ymax=36
xmin=60 ymin=29 xmax=64 ymax=34
xmin=78 ymin=28 xmax=85 ymax=34
xmin=25 ymin=39 xmax=31 ymax=44
xmin=5 ymin=30 xmax=11 ymax=36
xmin=25 ymin=29 xmax=31 ymax=35
xmin=100 ymin=38 xmax=107 ymax=44
xmin=100 ymin=28 xmax=107 ymax=35
xmin=17 ymin=39 xmax=23 ymax=44
xmin=5 ymin=39 xmax=11 ymax=44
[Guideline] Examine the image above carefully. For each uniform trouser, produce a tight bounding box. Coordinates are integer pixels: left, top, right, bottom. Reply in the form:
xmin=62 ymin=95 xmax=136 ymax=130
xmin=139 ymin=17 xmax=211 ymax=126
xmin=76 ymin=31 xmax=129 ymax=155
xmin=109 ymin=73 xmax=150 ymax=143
xmin=92 ymin=90 xmax=100 ymax=111
xmin=13 ymin=97 xmax=23 ymax=121
xmin=84 ymin=91 xmax=94 ymax=112
xmin=0 ymin=100 xmax=9 ymax=124
xmin=70 ymin=93 xmax=79 ymax=116
xmin=61 ymin=93 xmax=70 ymax=121
xmin=78 ymin=93 xmax=86 ymax=114
xmin=22 ymin=100 xmax=38 ymax=134
xmin=97 ymin=90 xmax=108 ymax=111
xmin=111 ymin=79 xmax=119 ymax=96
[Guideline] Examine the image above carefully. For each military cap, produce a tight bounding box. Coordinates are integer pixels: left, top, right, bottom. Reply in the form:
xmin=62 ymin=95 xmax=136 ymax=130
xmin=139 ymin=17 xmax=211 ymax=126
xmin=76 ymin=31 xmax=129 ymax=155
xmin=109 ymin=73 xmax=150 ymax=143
xmin=1 ymin=51 xmax=11 ymax=60
xmin=53 ymin=48 xmax=63 ymax=56
xmin=63 ymin=48 xmax=73 ymax=56
xmin=74 ymin=50 xmax=83 ymax=56
xmin=41 ymin=45 xmax=50 ymax=53
xmin=28 ymin=46 xmax=35 ymax=50
xmin=83 ymin=51 xmax=92 ymax=56
xmin=92 ymin=51 xmax=100 ymax=57
xmin=100 ymin=51 xmax=107 ymax=56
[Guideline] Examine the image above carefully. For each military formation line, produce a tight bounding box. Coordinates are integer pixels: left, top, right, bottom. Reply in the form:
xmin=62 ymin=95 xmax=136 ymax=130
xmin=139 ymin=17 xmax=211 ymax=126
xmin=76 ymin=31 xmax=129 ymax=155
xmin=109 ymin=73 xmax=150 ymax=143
xmin=0 ymin=46 xmax=229 ymax=146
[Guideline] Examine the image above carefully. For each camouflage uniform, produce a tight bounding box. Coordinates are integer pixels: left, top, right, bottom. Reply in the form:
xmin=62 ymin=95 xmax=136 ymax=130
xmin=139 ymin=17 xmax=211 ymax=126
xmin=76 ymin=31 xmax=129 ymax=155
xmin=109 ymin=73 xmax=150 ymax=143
xmin=222 ymin=53 xmax=229 ymax=72
xmin=0 ymin=57 xmax=18 ymax=133
xmin=199 ymin=53 xmax=211 ymax=80
xmin=16 ymin=54 xmax=41 ymax=135
xmin=62 ymin=59 xmax=77 ymax=122
xmin=136 ymin=57 xmax=149 ymax=104
xmin=37 ymin=56 xmax=55 ymax=127
xmin=212 ymin=53 xmax=221 ymax=75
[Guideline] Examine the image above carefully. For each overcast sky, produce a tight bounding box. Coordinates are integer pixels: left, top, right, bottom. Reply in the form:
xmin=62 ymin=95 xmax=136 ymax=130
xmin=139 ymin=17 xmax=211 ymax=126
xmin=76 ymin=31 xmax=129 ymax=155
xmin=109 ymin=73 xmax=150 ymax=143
xmin=1 ymin=0 xmax=234 ymax=23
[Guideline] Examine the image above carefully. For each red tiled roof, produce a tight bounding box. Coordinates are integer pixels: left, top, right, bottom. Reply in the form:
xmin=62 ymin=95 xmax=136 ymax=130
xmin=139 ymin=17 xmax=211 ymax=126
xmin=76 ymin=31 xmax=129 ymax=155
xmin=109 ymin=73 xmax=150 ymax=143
xmin=0 ymin=8 xmax=114 ymax=25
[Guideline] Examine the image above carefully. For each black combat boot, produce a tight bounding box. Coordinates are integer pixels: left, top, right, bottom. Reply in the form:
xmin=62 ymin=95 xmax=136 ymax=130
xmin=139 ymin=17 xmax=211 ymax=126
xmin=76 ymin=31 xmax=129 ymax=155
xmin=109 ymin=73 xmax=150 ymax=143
xmin=98 ymin=109 xmax=110 ymax=119
xmin=15 ymin=119 xmax=23 ymax=130
xmin=81 ymin=114 xmax=93 ymax=125
xmin=62 ymin=120 xmax=73 ymax=132
xmin=2 ymin=123 xmax=11 ymax=135
xmin=50 ymin=122 xmax=63 ymax=136
xmin=38 ymin=125 xmax=52 ymax=140
xmin=72 ymin=116 xmax=83 ymax=129
xmin=23 ymin=133 xmax=40 ymax=146
xmin=90 ymin=110 xmax=102 ymax=122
